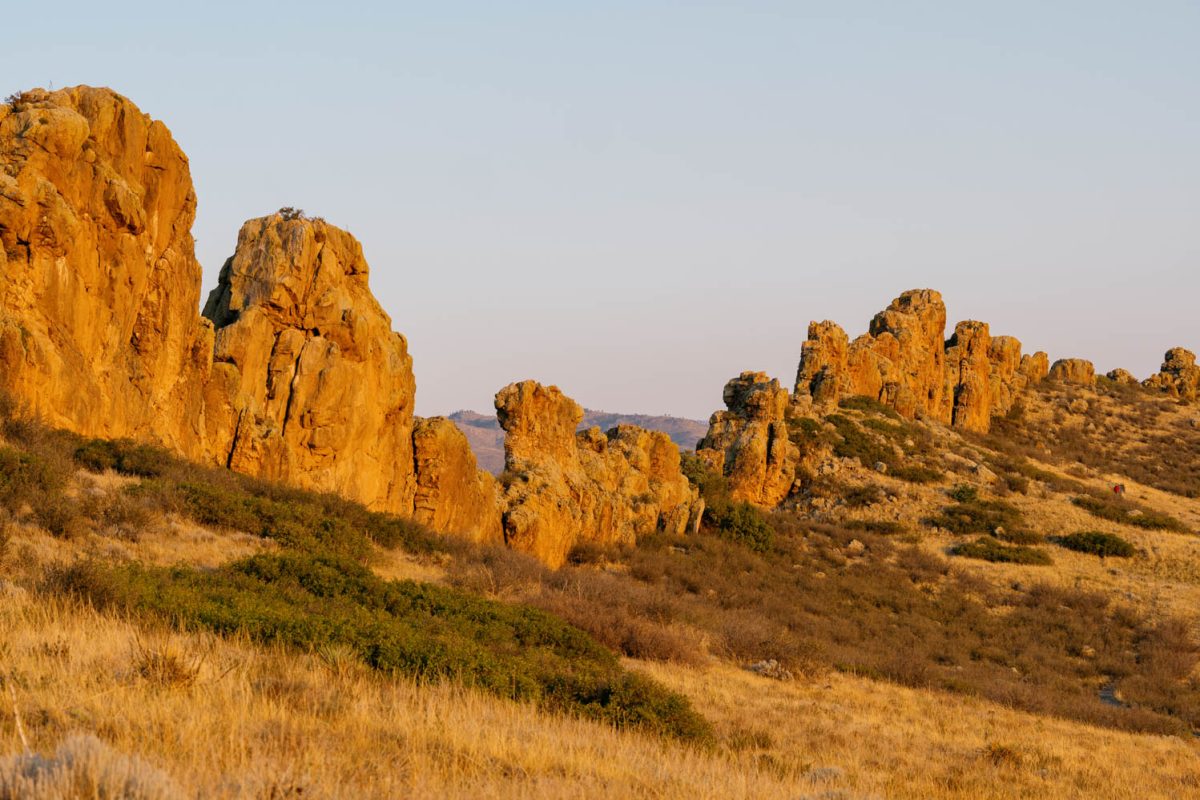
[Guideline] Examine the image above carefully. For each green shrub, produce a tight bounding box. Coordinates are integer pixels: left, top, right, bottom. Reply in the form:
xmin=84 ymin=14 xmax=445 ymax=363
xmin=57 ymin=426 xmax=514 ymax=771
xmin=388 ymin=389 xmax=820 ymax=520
xmin=0 ymin=447 xmax=67 ymax=511
xmin=54 ymin=553 xmax=711 ymax=743
xmin=1057 ymin=531 xmax=1136 ymax=558
xmin=845 ymin=519 xmax=907 ymax=535
xmin=712 ymin=502 xmax=774 ymax=552
xmin=925 ymin=497 xmax=1024 ymax=537
xmin=950 ymin=537 xmax=1052 ymax=565
xmin=890 ymin=465 xmax=943 ymax=484
xmin=75 ymin=439 xmax=172 ymax=478
xmin=843 ymin=484 xmax=884 ymax=508
xmin=827 ymin=415 xmax=895 ymax=468
xmin=1071 ymin=496 xmax=1188 ymax=532
xmin=949 ymin=484 xmax=979 ymax=503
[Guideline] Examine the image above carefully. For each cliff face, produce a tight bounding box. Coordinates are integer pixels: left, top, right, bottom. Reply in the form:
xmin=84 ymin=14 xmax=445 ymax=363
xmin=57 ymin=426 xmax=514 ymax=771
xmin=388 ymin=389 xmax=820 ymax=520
xmin=0 ymin=87 xmax=213 ymax=448
xmin=201 ymin=215 xmax=419 ymax=511
xmin=495 ymin=381 xmax=702 ymax=568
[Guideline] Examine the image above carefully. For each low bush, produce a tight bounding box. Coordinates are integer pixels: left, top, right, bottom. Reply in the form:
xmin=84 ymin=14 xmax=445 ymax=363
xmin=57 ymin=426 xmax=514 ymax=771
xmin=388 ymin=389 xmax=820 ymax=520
xmin=53 ymin=553 xmax=712 ymax=743
xmin=889 ymin=465 xmax=944 ymax=484
xmin=924 ymin=497 xmax=1025 ymax=537
xmin=681 ymin=455 xmax=773 ymax=552
xmin=1071 ymin=496 xmax=1188 ymax=532
xmin=1057 ymin=531 xmax=1136 ymax=558
xmin=75 ymin=439 xmax=173 ymax=478
xmin=950 ymin=536 xmax=1052 ymax=565
xmin=711 ymin=502 xmax=774 ymax=552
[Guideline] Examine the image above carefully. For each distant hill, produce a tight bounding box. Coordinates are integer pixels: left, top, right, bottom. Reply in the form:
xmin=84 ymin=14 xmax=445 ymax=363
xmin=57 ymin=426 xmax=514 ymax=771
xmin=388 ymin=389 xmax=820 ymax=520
xmin=448 ymin=409 xmax=709 ymax=475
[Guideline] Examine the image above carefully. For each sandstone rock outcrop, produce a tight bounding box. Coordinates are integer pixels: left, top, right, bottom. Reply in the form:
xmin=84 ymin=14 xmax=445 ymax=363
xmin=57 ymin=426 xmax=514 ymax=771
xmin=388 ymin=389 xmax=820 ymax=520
xmin=495 ymin=381 xmax=702 ymax=567
xmin=943 ymin=321 xmax=993 ymax=433
xmin=1048 ymin=358 xmax=1096 ymax=386
xmin=1143 ymin=348 xmax=1200 ymax=401
xmin=1106 ymin=368 xmax=1139 ymax=386
xmin=795 ymin=290 xmax=947 ymax=420
xmin=0 ymin=86 xmax=502 ymax=540
xmin=696 ymin=371 xmax=799 ymax=506
xmin=412 ymin=417 xmax=503 ymax=541
xmin=0 ymin=87 xmax=212 ymax=445
xmin=201 ymin=215 xmax=419 ymax=511
xmin=793 ymin=290 xmax=1047 ymax=434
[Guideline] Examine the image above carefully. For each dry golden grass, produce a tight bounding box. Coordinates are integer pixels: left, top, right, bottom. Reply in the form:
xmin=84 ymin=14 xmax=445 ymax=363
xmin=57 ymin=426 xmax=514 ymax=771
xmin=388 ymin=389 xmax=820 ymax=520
xmin=2 ymin=591 xmax=1198 ymax=799
xmin=640 ymin=661 xmax=1200 ymax=800
xmin=0 ymin=592 xmax=802 ymax=799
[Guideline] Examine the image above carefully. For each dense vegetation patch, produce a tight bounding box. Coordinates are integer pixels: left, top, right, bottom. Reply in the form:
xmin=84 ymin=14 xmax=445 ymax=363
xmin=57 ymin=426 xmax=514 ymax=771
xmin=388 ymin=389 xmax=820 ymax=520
xmin=950 ymin=536 xmax=1053 ymax=565
xmin=826 ymin=414 xmax=942 ymax=484
xmin=52 ymin=553 xmax=711 ymax=742
xmin=680 ymin=454 xmax=774 ymax=552
xmin=1071 ymin=495 xmax=1187 ymax=532
xmin=1056 ymin=531 xmax=1137 ymax=558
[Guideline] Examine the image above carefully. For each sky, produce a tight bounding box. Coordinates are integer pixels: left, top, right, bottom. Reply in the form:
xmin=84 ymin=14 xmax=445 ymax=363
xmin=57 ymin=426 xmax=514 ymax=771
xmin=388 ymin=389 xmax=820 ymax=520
xmin=4 ymin=1 xmax=1198 ymax=419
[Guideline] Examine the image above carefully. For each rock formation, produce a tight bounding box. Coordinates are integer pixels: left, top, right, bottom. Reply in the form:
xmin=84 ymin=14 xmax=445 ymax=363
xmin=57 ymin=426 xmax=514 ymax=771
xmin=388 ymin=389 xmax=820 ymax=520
xmin=1144 ymin=348 xmax=1200 ymax=401
xmin=201 ymin=215 xmax=419 ymax=511
xmin=1048 ymin=358 xmax=1096 ymax=386
xmin=943 ymin=321 xmax=994 ymax=433
xmin=412 ymin=417 xmax=503 ymax=542
xmin=792 ymin=289 xmax=1048 ymax=434
xmin=696 ymin=371 xmax=799 ymax=506
xmin=0 ymin=87 xmax=212 ymax=446
xmin=795 ymin=290 xmax=947 ymax=420
xmin=0 ymin=87 xmax=501 ymax=539
xmin=495 ymin=381 xmax=702 ymax=567
xmin=1106 ymin=368 xmax=1139 ymax=386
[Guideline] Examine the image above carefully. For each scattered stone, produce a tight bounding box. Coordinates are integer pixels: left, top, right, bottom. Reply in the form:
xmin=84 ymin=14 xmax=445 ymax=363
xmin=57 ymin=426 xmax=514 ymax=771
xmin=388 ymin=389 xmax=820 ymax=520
xmin=1068 ymin=398 xmax=1089 ymax=414
xmin=873 ymin=461 xmax=888 ymax=474
xmin=745 ymin=659 xmax=794 ymax=681
xmin=846 ymin=539 xmax=866 ymax=555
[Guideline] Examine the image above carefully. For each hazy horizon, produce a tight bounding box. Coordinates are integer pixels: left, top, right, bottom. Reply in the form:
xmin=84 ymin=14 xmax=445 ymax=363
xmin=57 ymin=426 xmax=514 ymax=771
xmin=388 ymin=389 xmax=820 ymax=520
xmin=5 ymin=2 xmax=1197 ymax=419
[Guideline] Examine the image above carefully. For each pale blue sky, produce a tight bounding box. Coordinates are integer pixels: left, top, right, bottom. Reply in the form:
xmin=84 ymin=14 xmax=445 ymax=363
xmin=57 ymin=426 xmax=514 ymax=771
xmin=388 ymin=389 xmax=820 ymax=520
xmin=5 ymin=2 xmax=1198 ymax=418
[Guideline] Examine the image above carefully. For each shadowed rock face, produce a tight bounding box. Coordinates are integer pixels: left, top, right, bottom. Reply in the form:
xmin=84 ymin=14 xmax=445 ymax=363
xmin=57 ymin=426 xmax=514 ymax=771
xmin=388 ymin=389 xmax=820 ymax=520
xmin=1144 ymin=348 xmax=1200 ymax=401
xmin=495 ymin=380 xmax=702 ymax=568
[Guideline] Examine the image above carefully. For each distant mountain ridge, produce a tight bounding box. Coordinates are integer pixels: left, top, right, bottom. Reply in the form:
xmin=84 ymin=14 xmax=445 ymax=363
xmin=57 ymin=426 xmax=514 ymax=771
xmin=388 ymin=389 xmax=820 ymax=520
xmin=448 ymin=409 xmax=709 ymax=475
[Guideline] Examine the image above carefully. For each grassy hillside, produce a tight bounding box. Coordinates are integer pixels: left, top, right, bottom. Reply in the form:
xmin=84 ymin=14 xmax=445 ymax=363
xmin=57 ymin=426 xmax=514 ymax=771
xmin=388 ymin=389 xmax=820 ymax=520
xmin=3 ymin=380 xmax=1200 ymax=797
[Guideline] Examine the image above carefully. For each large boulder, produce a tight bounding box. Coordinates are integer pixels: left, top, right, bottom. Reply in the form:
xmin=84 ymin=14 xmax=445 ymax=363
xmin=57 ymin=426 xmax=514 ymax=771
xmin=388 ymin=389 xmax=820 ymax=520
xmin=697 ymin=371 xmax=798 ymax=506
xmin=496 ymin=381 xmax=701 ymax=567
xmin=1143 ymin=348 xmax=1200 ymax=401
xmin=1048 ymin=358 xmax=1096 ymax=386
